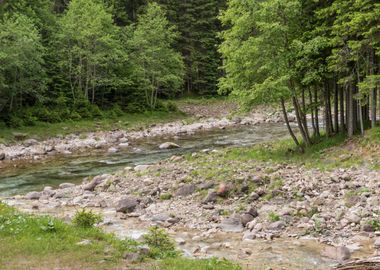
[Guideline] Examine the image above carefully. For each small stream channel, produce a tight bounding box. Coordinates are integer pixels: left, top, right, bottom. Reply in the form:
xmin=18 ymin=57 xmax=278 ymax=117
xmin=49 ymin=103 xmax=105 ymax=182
xmin=0 ymin=123 xmax=289 ymax=197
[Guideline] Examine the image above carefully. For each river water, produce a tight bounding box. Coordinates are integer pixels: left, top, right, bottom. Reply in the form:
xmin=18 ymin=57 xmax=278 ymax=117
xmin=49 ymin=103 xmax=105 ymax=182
xmin=0 ymin=123 xmax=289 ymax=197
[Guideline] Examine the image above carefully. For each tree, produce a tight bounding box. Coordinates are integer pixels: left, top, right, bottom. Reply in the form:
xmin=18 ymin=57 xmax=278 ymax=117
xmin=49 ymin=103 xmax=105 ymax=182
xmin=129 ymin=2 xmax=184 ymax=109
xmin=55 ymin=0 xmax=126 ymax=104
xmin=0 ymin=13 xmax=47 ymax=118
xmin=220 ymin=0 xmax=310 ymax=148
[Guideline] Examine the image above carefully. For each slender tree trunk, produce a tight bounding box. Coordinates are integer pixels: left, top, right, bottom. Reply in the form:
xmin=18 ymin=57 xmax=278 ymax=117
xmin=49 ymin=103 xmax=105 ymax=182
xmin=281 ymin=98 xmax=300 ymax=147
xmin=334 ymin=81 xmax=339 ymax=132
xmin=293 ymin=96 xmax=311 ymax=146
xmin=314 ymin=88 xmax=320 ymax=137
xmin=308 ymin=88 xmax=317 ymax=137
xmin=324 ymin=81 xmax=332 ymax=136
xmin=359 ymin=101 xmax=364 ymax=135
xmin=347 ymin=83 xmax=354 ymax=137
xmin=340 ymin=86 xmax=345 ymax=131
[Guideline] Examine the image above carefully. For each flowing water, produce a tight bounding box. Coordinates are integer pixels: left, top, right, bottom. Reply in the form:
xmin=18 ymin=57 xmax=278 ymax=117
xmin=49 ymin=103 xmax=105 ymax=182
xmin=0 ymin=123 xmax=289 ymax=197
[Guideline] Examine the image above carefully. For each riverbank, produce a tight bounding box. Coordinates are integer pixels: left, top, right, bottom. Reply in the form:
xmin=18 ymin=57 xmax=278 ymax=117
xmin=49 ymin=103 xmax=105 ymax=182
xmin=5 ymin=130 xmax=380 ymax=269
xmin=0 ymin=100 xmax=284 ymax=164
xmin=0 ymin=203 xmax=241 ymax=270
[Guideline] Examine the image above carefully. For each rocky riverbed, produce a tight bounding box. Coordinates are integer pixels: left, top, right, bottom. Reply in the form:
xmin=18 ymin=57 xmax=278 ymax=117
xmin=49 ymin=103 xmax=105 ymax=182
xmin=4 ymin=144 xmax=380 ymax=269
xmin=0 ymin=106 xmax=286 ymax=164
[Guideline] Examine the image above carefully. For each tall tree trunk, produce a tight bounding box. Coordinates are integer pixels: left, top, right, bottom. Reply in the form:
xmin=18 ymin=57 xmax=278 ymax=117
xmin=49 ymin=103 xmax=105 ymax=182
xmin=347 ymin=83 xmax=354 ymax=137
xmin=314 ymin=88 xmax=320 ymax=137
xmin=293 ymin=96 xmax=311 ymax=146
xmin=359 ymin=101 xmax=364 ymax=135
xmin=308 ymin=88 xmax=317 ymax=137
xmin=334 ymin=82 xmax=339 ymax=132
xmin=324 ymin=81 xmax=332 ymax=137
xmin=340 ymin=86 xmax=345 ymax=131
xmin=281 ymin=98 xmax=300 ymax=147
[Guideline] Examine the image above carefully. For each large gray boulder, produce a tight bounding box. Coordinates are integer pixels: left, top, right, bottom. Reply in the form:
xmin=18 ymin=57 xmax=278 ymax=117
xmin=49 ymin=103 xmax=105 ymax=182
xmin=116 ymin=197 xmax=139 ymax=213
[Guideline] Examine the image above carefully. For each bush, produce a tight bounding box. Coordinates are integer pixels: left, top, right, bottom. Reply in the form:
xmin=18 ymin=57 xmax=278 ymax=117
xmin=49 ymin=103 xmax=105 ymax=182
xmin=165 ymin=101 xmax=178 ymax=112
xmin=143 ymin=226 xmax=178 ymax=259
xmin=72 ymin=209 xmax=102 ymax=228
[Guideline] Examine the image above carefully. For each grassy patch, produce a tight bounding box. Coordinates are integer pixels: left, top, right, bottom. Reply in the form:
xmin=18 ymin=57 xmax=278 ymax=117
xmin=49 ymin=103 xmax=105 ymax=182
xmin=154 ymin=257 xmax=242 ymax=270
xmin=0 ymin=203 xmax=138 ymax=270
xmin=224 ymin=133 xmax=354 ymax=170
xmin=0 ymin=111 xmax=185 ymax=144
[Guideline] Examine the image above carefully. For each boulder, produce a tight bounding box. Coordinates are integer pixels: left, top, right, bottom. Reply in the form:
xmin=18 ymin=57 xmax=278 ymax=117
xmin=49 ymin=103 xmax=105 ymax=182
xmin=116 ymin=197 xmax=139 ymax=213
xmin=216 ymin=183 xmax=232 ymax=197
xmin=321 ymin=246 xmax=351 ymax=261
xmin=25 ymin=191 xmax=41 ymax=200
xmin=159 ymin=142 xmax=180 ymax=150
xmin=23 ymin=139 xmax=38 ymax=147
xmin=0 ymin=153 xmax=5 ymax=160
xmin=84 ymin=175 xmax=107 ymax=191
xmin=240 ymin=214 xmax=254 ymax=227
xmin=268 ymin=221 xmax=286 ymax=231
xmin=175 ymin=184 xmax=195 ymax=197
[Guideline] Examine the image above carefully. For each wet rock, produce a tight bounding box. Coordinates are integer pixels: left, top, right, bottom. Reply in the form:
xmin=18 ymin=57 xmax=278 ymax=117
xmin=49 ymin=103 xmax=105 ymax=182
xmin=134 ymin=165 xmax=150 ymax=172
xmin=118 ymin=143 xmax=129 ymax=148
xmin=321 ymin=246 xmax=351 ymax=261
xmin=242 ymin=231 xmax=256 ymax=241
xmin=116 ymin=197 xmax=139 ymax=213
xmin=0 ymin=153 xmax=5 ymax=160
xmin=203 ymin=191 xmax=217 ymax=204
xmin=219 ymin=216 xmax=244 ymax=232
xmin=25 ymin=191 xmax=41 ymax=200
xmin=175 ymin=184 xmax=195 ymax=197
xmin=268 ymin=221 xmax=286 ymax=231
xmin=107 ymin=147 xmax=118 ymax=153
xmin=159 ymin=142 xmax=180 ymax=150
xmin=59 ymin=183 xmax=75 ymax=189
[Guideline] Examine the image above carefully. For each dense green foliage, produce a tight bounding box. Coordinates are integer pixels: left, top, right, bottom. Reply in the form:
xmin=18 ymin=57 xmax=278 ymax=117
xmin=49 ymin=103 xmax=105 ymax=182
xmin=0 ymin=0 xmax=226 ymax=127
xmin=220 ymin=0 xmax=380 ymax=148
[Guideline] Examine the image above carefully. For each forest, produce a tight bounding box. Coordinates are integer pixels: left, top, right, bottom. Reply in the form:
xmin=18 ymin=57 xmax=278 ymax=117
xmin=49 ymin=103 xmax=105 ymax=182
xmin=0 ymin=0 xmax=380 ymax=144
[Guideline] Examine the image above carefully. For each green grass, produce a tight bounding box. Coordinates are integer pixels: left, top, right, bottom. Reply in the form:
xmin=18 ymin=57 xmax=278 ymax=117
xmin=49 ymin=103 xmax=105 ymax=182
xmin=155 ymin=257 xmax=242 ymax=270
xmin=0 ymin=111 xmax=186 ymax=144
xmin=224 ymin=133 xmax=352 ymax=170
xmin=0 ymin=203 xmax=138 ymax=270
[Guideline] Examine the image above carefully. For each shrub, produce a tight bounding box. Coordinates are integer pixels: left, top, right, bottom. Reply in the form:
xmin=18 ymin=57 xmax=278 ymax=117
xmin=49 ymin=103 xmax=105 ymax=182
xmin=268 ymin=211 xmax=280 ymax=222
xmin=143 ymin=226 xmax=177 ymax=259
xmin=72 ymin=209 xmax=102 ymax=228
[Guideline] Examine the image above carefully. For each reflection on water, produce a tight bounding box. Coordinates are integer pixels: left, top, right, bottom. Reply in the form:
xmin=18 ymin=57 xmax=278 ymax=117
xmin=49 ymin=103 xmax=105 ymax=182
xmin=0 ymin=123 xmax=289 ymax=197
